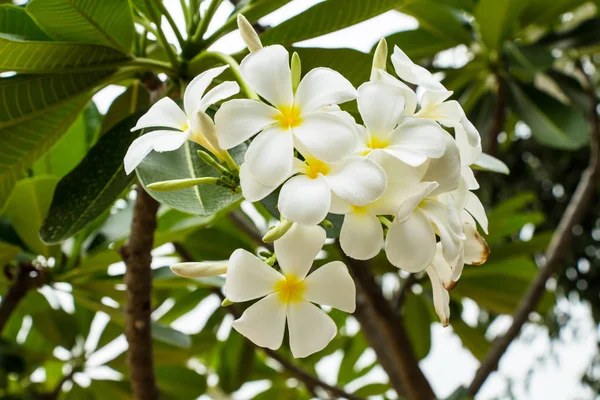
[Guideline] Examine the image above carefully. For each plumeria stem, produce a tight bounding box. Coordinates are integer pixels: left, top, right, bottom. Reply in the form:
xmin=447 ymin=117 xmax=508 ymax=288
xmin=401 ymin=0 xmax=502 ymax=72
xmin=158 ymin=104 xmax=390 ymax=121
xmin=222 ymin=150 xmax=239 ymax=172
xmin=144 ymin=0 xmax=180 ymax=70
xmin=153 ymin=0 xmax=185 ymax=48
xmin=189 ymin=51 xmax=259 ymax=100
xmin=179 ymin=0 xmax=191 ymax=27
xmin=191 ymin=0 xmax=224 ymax=42
xmin=197 ymin=150 xmax=229 ymax=174
xmin=377 ymin=215 xmax=392 ymax=228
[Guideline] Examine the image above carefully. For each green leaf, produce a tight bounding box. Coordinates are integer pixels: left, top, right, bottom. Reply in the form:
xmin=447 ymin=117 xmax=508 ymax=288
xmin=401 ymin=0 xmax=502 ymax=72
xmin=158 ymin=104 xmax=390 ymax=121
xmin=3 ymin=176 xmax=58 ymax=256
xmin=337 ymin=333 xmax=368 ymax=384
xmin=504 ymin=43 xmax=554 ymax=74
xmin=397 ymin=0 xmax=472 ymax=45
xmin=403 ymin=293 xmax=432 ymax=360
xmin=475 ymin=0 xmax=526 ymax=49
xmin=26 ymin=0 xmax=135 ymax=54
xmin=451 ymin=318 xmax=490 ymax=361
xmin=27 ymin=309 xmax=78 ymax=350
xmin=32 ymin=102 xmax=101 ymax=178
xmin=137 ymin=142 xmax=245 ymax=216
xmin=0 ymin=35 xmax=129 ymax=73
xmin=383 ymin=28 xmax=458 ymax=60
xmin=507 ymin=81 xmax=589 ymax=150
xmin=0 ymin=94 xmax=89 ymax=211
xmin=213 ymin=0 xmax=289 ymax=41
xmin=353 ymin=383 xmax=390 ymax=396
xmin=101 ymin=81 xmax=150 ymax=135
xmin=40 ymin=114 xmax=141 ymax=244
xmin=0 ymin=4 xmax=50 ymax=40
xmin=0 ymin=241 xmax=20 ymax=266
xmin=261 ymin=0 xmax=406 ymax=46
xmin=217 ymin=331 xmax=255 ymax=393
xmin=156 ymin=366 xmax=207 ymax=400
xmin=520 ymin=0 xmax=586 ymax=26
xmin=293 ymin=47 xmax=371 ymax=89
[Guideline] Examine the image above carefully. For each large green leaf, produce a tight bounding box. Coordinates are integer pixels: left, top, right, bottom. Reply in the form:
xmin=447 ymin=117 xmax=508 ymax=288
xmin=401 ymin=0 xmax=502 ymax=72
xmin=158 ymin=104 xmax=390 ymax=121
xmin=520 ymin=0 xmax=586 ymax=26
xmin=293 ymin=47 xmax=371 ymax=89
xmin=40 ymin=113 xmax=141 ymax=244
xmin=137 ymin=142 xmax=245 ymax=216
xmin=0 ymin=4 xmax=50 ymax=40
xmin=261 ymin=0 xmax=406 ymax=45
xmin=507 ymin=81 xmax=589 ymax=150
xmin=0 ymin=241 xmax=20 ymax=266
xmin=0 ymin=35 xmax=129 ymax=73
xmin=475 ymin=0 xmax=526 ymax=49
xmin=217 ymin=331 xmax=255 ymax=393
xmin=384 ymin=28 xmax=458 ymax=60
xmin=156 ymin=366 xmax=207 ymax=400
xmin=27 ymin=0 xmax=134 ymax=54
xmin=3 ymin=176 xmax=58 ymax=257
xmin=0 ymin=94 xmax=89 ymax=211
xmin=397 ymin=0 xmax=472 ymax=45
xmin=101 ymin=81 xmax=150 ymax=134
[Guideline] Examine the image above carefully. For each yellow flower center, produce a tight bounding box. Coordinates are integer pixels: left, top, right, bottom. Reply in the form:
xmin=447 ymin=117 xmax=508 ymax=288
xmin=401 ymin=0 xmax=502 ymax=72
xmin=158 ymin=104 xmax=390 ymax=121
xmin=367 ymin=135 xmax=389 ymax=150
xmin=275 ymin=106 xmax=302 ymax=129
xmin=274 ymin=274 xmax=305 ymax=304
xmin=304 ymin=157 xmax=330 ymax=179
xmin=350 ymin=205 xmax=367 ymax=214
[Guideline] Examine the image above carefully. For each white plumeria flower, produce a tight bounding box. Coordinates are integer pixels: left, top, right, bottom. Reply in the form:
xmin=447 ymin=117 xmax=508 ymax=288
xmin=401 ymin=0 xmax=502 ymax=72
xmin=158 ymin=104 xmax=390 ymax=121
xmin=225 ymin=224 xmax=356 ymax=358
xmin=215 ymin=45 xmax=358 ymax=186
xmin=355 ymin=81 xmax=447 ymax=166
xmin=124 ymin=66 xmax=239 ymax=174
xmin=385 ymin=134 xmax=465 ymax=272
xmin=240 ymin=148 xmax=387 ymax=226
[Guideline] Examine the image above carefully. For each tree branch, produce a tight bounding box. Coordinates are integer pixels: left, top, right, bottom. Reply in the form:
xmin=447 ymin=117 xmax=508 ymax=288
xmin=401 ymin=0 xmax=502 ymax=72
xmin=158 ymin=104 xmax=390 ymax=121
xmin=227 ymin=210 xmax=273 ymax=251
xmin=467 ymin=63 xmax=600 ymax=396
xmin=0 ymin=264 xmax=45 ymax=334
xmin=119 ymin=185 xmax=160 ymax=400
xmin=486 ymin=74 xmax=507 ymax=156
xmin=340 ymin=248 xmax=435 ymax=400
xmin=218 ymin=291 xmax=362 ymax=400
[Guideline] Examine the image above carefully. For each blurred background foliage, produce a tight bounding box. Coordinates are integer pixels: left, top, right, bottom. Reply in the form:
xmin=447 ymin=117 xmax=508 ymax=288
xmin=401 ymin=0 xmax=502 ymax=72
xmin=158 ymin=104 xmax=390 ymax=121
xmin=0 ymin=0 xmax=599 ymax=398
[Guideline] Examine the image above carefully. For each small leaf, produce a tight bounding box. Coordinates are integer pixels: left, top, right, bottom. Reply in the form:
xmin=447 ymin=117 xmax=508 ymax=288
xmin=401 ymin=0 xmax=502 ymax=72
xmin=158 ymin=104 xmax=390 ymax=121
xmin=217 ymin=331 xmax=255 ymax=393
xmin=451 ymin=318 xmax=491 ymax=360
xmin=40 ymin=113 xmax=142 ymax=244
xmin=156 ymin=366 xmax=207 ymax=399
xmin=353 ymin=383 xmax=390 ymax=397
xmin=403 ymin=293 xmax=432 ymax=359
xmin=27 ymin=0 xmax=135 ymax=53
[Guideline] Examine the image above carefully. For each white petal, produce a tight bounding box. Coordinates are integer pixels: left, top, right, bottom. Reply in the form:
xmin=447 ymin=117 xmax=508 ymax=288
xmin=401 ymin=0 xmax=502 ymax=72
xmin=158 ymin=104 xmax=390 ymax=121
xmin=190 ymin=110 xmax=222 ymax=154
xmin=429 ymin=242 xmax=453 ymax=285
xmin=391 ymin=46 xmax=445 ymax=92
xmin=225 ymin=249 xmax=283 ymax=302
xmin=462 ymin=212 xmax=490 ymax=266
xmin=215 ymin=99 xmax=279 ymax=149
xmin=370 ymin=151 xmax=425 ymax=185
xmin=292 ymin=112 xmax=357 ymax=163
xmin=287 ymin=300 xmax=337 ymax=358
xmin=382 ymin=148 xmax=428 ymax=166
xmin=294 ymin=67 xmax=358 ymax=113
xmin=325 ymin=157 xmax=387 ymax=206
xmin=395 ymin=181 xmax=439 ymax=222
xmin=474 ymin=153 xmax=510 ymax=174
xmin=232 ymin=293 xmax=287 ymax=350
xmin=245 ymin=126 xmax=294 ymax=186
xmin=240 ymin=45 xmax=293 ymax=107
xmin=420 ymin=90 xmax=452 ymax=109
xmin=388 ymin=118 xmax=447 ymax=162
xmin=184 ymin=65 xmax=229 ymax=115
xmin=239 ymin=162 xmax=280 ymax=202
xmin=197 ymin=81 xmax=240 ymax=112
xmin=461 ymin=166 xmax=480 ymax=190
xmin=385 ymin=209 xmax=436 ymax=272
xmin=131 ymin=97 xmax=187 ymax=131
xmin=374 ymin=69 xmax=418 ymax=115
xmin=465 ymin=191 xmax=488 ymax=234
xmin=329 ymin=192 xmax=352 ymax=214
xmin=425 ymin=265 xmax=450 ymax=327
xmin=357 ymin=81 xmax=406 ymax=135
xmin=454 ymin=120 xmax=482 ymax=167
xmin=275 ymin=223 xmax=326 ymax=280
xmin=278 ymin=174 xmax=331 ymax=226
xmin=151 ymin=130 xmax=190 ymax=152
xmin=340 ymin=211 xmax=384 ymax=260
xmin=303 ymin=261 xmax=356 ymax=312
xmin=421 ymin=200 xmax=462 ymax=264
xmin=421 ymin=133 xmax=461 ymax=196
xmin=124 ymin=131 xmax=168 ymax=174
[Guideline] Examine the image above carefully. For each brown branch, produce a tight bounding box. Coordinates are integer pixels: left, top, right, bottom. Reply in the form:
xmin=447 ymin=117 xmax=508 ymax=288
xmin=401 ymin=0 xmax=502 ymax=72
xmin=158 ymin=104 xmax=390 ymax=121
xmin=467 ymin=63 xmax=600 ymax=396
xmin=486 ymin=75 xmax=508 ymax=156
xmin=227 ymin=210 xmax=273 ymax=251
xmin=217 ymin=291 xmax=362 ymax=400
xmin=0 ymin=264 xmax=45 ymax=334
xmin=119 ymin=185 xmax=160 ymax=400
xmin=343 ymin=254 xmax=435 ymax=400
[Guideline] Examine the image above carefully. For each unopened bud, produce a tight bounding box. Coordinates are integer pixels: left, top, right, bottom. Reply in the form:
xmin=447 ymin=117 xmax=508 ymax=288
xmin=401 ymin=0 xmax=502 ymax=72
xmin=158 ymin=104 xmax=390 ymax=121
xmin=371 ymin=38 xmax=388 ymax=81
xmin=262 ymin=219 xmax=293 ymax=243
xmin=170 ymin=261 xmax=227 ymax=278
xmin=237 ymin=14 xmax=262 ymax=53
xmin=291 ymin=52 xmax=301 ymax=93
xmin=221 ymin=298 xmax=234 ymax=307
xmin=147 ymin=177 xmax=219 ymax=192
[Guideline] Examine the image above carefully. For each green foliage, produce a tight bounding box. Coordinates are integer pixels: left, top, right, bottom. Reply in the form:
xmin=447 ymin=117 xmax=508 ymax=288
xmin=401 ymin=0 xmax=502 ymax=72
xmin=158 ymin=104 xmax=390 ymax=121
xmin=0 ymin=4 xmax=50 ymax=40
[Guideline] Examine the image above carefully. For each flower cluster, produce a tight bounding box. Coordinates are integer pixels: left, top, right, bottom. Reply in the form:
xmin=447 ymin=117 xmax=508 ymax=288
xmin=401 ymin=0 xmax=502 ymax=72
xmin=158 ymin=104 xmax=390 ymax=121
xmin=125 ymin=15 xmax=507 ymax=358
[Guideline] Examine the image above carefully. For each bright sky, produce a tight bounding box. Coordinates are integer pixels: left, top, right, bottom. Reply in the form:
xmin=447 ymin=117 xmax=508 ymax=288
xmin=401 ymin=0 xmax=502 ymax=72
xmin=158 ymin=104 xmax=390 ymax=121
xmin=89 ymin=1 xmax=599 ymax=399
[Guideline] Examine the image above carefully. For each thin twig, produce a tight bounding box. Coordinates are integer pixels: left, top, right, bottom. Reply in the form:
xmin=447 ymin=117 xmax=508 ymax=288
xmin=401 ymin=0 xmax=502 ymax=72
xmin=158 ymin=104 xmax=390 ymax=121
xmin=144 ymin=0 xmax=180 ymax=70
xmin=119 ymin=185 xmax=161 ymax=400
xmin=467 ymin=62 xmax=600 ymax=396
xmin=486 ymin=75 xmax=507 ymax=156
xmin=341 ymin=250 xmax=434 ymax=400
xmin=217 ymin=291 xmax=362 ymax=400
xmin=227 ymin=210 xmax=273 ymax=251
xmin=0 ymin=264 xmax=45 ymax=334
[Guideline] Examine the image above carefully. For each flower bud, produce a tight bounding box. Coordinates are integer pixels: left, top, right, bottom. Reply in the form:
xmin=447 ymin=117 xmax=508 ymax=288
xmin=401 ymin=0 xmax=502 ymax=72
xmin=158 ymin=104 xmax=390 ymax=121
xmin=170 ymin=261 xmax=228 ymax=278
xmin=237 ymin=14 xmax=262 ymax=53
xmin=370 ymin=38 xmax=388 ymax=81
xmin=147 ymin=177 xmax=219 ymax=192
xmin=262 ymin=219 xmax=293 ymax=243
xmin=291 ymin=52 xmax=301 ymax=93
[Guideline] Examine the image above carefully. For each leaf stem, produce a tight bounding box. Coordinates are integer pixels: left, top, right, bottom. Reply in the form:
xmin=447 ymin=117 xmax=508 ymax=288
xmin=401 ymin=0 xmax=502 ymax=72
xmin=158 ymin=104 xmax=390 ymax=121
xmin=143 ymin=0 xmax=180 ymax=70
xmin=190 ymin=51 xmax=258 ymax=100
xmin=179 ymin=0 xmax=191 ymax=27
xmin=153 ymin=0 xmax=186 ymax=47
xmin=191 ymin=0 xmax=224 ymax=42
